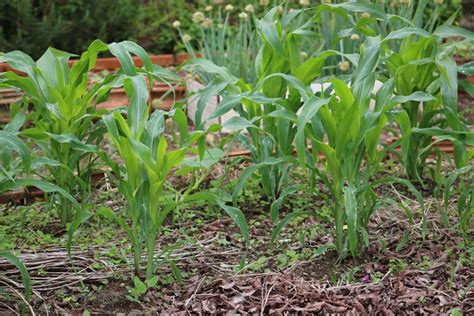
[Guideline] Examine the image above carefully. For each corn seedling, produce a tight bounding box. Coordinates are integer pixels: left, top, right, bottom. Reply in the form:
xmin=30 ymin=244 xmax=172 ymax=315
xmin=276 ymin=36 xmax=427 ymax=259
xmin=381 ymin=25 xmax=474 ymax=182
xmin=185 ymin=8 xmax=334 ymax=211
xmin=0 ymin=40 xmax=155 ymax=237
xmin=101 ymin=70 xmax=248 ymax=280
xmin=0 ymin=110 xmax=78 ymax=209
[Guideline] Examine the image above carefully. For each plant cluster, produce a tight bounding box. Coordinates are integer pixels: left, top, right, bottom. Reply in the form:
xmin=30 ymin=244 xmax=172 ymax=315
xmin=0 ymin=0 xmax=472 ymax=306
xmin=0 ymin=1 xmax=462 ymax=59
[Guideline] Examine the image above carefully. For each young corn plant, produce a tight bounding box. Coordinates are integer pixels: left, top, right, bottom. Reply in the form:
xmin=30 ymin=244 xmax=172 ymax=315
xmin=185 ymin=8 xmax=334 ymax=212
xmin=282 ymin=36 xmax=426 ymax=259
xmin=101 ymin=73 xmax=247 ymax=280
xmin=0 ymin=109 xmax=78 ymax=207
xmin=0 ymin=40 xmax=154 ymax=233
xmin=381 ymin=25 xmax=474 ymax=182
xmin=434 ymin=164 xmax=473 ymax=241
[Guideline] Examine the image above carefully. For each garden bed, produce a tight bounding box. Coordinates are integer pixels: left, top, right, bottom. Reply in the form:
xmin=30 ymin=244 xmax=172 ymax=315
xmin=0 ymin=161 xmax=472 ymax=314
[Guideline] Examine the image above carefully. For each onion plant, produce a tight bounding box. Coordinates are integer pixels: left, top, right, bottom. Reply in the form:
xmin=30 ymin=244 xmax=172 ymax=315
xmin=0 ymin=40 xmax=153 ymax=232
xmin=176 ymin=4 xmax=258 ymax=84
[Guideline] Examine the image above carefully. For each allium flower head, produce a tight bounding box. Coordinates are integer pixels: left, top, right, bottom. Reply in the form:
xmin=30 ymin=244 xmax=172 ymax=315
xmin=202 ymin=18 xmax=213 ymax=29
xmin=338 ymin=61 xmax=350 ymax=72
xmin=350 ymin=34 xmax=360 ymax=40
xmin=238 ymin=12 xmax=248 ymax=20
xmin=182 ymin=34 xmax=192 ymax=42
xmin=192 ymin=11 xmax=205 ymax=23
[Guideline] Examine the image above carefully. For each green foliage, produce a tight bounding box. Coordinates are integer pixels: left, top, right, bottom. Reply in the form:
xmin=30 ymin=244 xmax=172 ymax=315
xmin=381 ymin=25 xmax=474 ymax=181
xmin=286 ymin=36 xmax=425 ymax=258
xmin=186 ymin=8 xmax=331 ymax=208
xmin=0 ymin=40 xmax=157 ymax=253
xmin=0 ymin=0 xmax=140 ymax=59
xmin=101 ymin=65 xmax=236 ymax=280
xmin=0 ymin=2 xmax=472 ymax=304
xmin=126 ymin=275 xmax=159 ymax=303
xmin=0 ymin=251 xmax=31 ymax=309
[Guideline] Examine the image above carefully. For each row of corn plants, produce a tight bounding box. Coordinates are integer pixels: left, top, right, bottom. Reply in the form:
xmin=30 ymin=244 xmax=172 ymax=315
xmin=189 ymin=3 xmax=473 ymax=260
xmin=0 ymin=1 xmax=472 ymax=301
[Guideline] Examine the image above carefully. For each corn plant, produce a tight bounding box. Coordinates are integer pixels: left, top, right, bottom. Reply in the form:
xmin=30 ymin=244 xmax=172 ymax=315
xmin=0 ymin=109 xmax=78 ymax=206
xmin=0 ymin=40 xmax=154 ymax=231
xmin=275 ymin=36 xmax=426 ymax=259
xmin=0 ymin=251 xmax=31 ymax=312
xmin=433 ymin=164 xmax=473 ymax=242
xmin=381 ymin=26 xmax=474 ymax=182
xmin=185 ymin=8 xmax=335 ymax=210
xmin=100 ymin=72 xmax=247 ymax=280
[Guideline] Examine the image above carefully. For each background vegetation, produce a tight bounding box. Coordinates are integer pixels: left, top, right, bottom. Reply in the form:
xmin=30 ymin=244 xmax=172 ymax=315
xmin=0 ymin=0 xmax=463 ymax=59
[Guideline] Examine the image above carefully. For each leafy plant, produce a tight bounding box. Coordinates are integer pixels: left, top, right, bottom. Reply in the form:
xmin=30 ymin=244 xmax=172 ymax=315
xmin=0 ymin=251 xmax=31 ymax=312
xmin=100 ymin=68 xmax=237 ymax=280
xmin=435 ymin=165 xmax=473 ymax=240
xmin=126 ymin=275 xmax=159 ymax=303
xmin=284 ymin=36 xmax=426 ymax=259
xmin=0 ymin=40 xmax=154 ymax=245
xmin=186 ymin=8 xmax=333 ymax=210
xmin=0 ymin=110 xmax=78 ymax=209
xmin=381 ymin=25 xmax=474 ymax=182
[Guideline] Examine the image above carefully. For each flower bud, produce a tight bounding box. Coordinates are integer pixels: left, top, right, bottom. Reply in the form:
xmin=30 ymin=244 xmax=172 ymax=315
xmin=238 ymin=12 xmax=248 ymax=20
xmin=182 ymin=34 xmax=192 ymax=42
xmin=202 ymin=18 xmax=213 ymax=29
xmin=350 ymin=34 xmax=360 ymax=40
xmin=338 ymin=61 xmax=350 ymax=72
xmin=192 ymin=11 xmax=205 ymax=23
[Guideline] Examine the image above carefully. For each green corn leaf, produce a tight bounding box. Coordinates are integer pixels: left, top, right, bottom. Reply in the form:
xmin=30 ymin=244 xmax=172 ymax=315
xmin=216 ymin=199 xmax=249 ymax=247
xmin=0 ymin=131 xmax=31 ymax=173
xmin=343 ymin=186 xmax=358 ymax=257
xmin=124 ymin=75 xmax=149 ymax=138
xmin=181 ymin=58 xmax=237 ymax=83
xmin=195 ymin=78 xmax=228 ymax=129
xmin=433 ymin=25 xmax=474 ymax=41
xmin=0 ymin=251 xmax=31 ymax=303
xmin=232 ymin=157 xmax=286 ymax=205
xmin=222 ymin=116 xmax=256 ymax=132
xmin=295 ymin=96 xmax=328 ymax=162
xmin=208 ymin=94 xmax=244 ymax=120
xmin=259 ymin=8 xmax=286 ymax=58
xmin=270 ymin=184 xmax=300 ymax=223
xmin=383 ymin=27 xmax=430 ymax=42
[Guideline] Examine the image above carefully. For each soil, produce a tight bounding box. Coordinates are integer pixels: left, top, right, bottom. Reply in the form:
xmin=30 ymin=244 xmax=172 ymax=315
xmin=0 ymin=161 xmax=472 ymax=314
